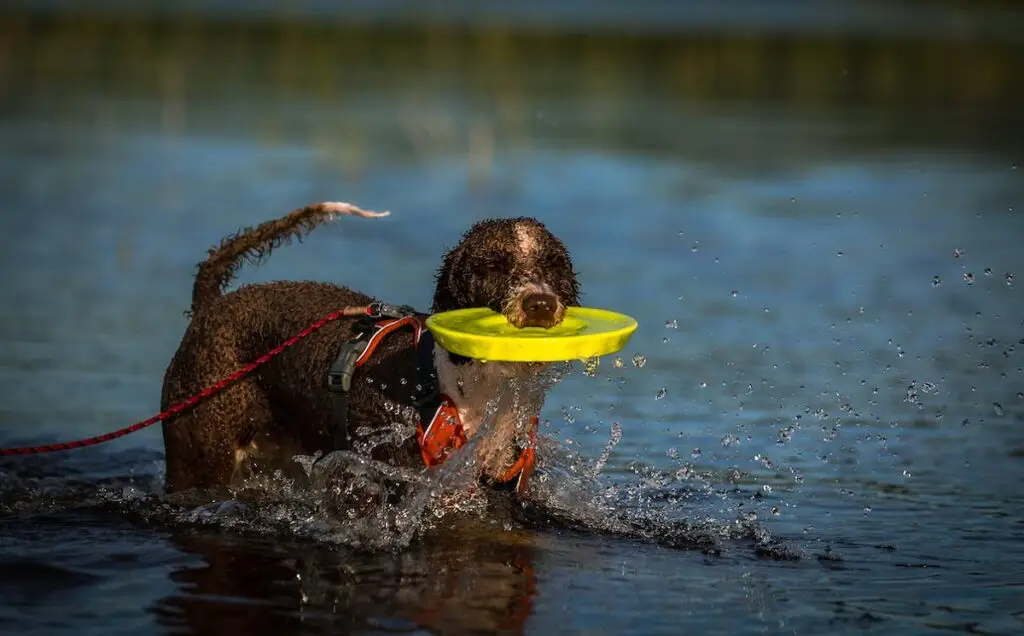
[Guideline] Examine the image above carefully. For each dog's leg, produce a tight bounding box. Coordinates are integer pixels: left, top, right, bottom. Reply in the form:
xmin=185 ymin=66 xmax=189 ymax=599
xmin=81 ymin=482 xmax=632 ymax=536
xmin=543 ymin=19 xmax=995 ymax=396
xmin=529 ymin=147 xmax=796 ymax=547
xmin=162 ymin=379 xmax=271 ymax=492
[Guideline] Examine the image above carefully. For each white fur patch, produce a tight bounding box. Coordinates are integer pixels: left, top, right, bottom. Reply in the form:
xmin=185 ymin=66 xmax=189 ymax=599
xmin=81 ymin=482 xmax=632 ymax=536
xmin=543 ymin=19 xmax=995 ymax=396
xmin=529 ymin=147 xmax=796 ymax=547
xmin=433 ymin=344 xmax=547 ymax=478
xmin=515 ymin=223 xmax=540 ymax=256
xmin=321 ymin=201 xmax=390 ymax=219
xmin=434 ymin=344 xmax=514 ymax=438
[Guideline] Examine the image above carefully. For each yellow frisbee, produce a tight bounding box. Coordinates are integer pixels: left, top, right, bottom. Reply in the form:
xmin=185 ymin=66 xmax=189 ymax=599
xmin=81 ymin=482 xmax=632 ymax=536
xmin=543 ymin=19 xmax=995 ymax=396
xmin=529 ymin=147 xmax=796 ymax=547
xmin=426 ymin=307 xmax=638 ymax=362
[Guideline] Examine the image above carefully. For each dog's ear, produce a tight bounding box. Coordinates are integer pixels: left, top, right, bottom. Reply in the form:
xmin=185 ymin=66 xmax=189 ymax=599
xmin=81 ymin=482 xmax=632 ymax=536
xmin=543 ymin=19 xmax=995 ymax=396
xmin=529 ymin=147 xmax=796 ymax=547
xmin=539 ymin=236 xmax=582 ymax=307
xmin=432 ymin=244 xmax=463 ymax=313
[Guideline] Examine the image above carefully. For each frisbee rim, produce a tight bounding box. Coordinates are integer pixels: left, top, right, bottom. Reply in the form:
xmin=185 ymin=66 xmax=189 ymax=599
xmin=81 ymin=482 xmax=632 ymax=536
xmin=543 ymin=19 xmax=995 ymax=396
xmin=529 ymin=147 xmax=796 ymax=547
xmin=425 ymin=307 xmax=638 ymax=362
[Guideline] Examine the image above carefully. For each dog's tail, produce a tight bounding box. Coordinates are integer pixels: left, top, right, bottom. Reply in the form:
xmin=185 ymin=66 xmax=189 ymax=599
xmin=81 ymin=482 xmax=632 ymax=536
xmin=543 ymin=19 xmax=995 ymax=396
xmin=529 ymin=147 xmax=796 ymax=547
xmin=190 ymin=201 xmax=389 ymax=316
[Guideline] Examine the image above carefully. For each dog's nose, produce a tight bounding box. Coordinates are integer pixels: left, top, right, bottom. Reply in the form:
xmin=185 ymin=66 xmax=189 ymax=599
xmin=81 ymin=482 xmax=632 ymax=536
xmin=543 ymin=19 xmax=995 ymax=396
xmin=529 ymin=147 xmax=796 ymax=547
xmin=521 ymin=292 xmax=559 ymax=327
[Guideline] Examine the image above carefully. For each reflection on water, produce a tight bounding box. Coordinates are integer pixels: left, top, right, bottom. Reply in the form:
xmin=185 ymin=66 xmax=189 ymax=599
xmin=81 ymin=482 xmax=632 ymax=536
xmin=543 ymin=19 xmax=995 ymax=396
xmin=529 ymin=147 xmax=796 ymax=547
xmin=156 ymin=526 xmax=539 ymax=636
xmin=1 ymin=2 xmax=1024 ymax=635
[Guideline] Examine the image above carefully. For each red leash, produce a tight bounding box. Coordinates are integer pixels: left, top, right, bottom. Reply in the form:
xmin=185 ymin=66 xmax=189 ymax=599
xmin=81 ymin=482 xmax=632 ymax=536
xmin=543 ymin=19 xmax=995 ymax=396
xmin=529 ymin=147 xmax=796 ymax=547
xmin=0 ymin=306 xmax=375 ymax=457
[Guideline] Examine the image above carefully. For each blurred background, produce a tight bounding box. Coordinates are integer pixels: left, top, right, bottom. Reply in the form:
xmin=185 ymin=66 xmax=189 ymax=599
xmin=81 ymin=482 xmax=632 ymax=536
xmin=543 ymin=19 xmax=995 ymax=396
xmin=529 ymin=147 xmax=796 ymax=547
xmin=1 ymin=1 xmax=1023 ymax=634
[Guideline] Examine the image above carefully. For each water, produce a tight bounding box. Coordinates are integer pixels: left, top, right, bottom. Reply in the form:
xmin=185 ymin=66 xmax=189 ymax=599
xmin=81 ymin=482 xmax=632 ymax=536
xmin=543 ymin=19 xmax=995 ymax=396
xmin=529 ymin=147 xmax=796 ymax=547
xmin=2 ymin=3 xmax=1024 ymax=634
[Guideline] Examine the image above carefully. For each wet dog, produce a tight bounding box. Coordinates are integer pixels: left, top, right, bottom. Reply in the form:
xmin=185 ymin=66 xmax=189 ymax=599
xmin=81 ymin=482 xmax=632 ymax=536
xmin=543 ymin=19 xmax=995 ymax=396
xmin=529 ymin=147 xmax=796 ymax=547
xmin=160 ymin=202 xmax=580 ymax=498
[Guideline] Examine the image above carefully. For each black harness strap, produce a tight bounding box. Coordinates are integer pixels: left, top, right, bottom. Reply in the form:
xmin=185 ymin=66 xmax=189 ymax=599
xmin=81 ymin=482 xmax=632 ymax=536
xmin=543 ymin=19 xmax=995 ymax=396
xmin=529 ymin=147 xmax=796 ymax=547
xmin=326 ymin=316 xmax=374 ymax=449
xmin=411 ymin=329 xmax=441 ymax=428
xmin=326 ymin=304 xmax=438 ymax=451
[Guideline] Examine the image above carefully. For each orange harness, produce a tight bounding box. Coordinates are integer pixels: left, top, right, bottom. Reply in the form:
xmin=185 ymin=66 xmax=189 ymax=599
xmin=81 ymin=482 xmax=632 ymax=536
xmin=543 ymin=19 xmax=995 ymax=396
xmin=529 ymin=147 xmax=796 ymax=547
xmin=330 ymin=313 xmax=537 ymax=495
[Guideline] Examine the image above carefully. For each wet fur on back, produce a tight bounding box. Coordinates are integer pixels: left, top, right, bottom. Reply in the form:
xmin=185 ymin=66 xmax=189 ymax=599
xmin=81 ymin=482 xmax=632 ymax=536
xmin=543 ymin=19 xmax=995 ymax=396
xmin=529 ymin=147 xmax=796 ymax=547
xmin=161 ymin=202 xmax=580 ymax=496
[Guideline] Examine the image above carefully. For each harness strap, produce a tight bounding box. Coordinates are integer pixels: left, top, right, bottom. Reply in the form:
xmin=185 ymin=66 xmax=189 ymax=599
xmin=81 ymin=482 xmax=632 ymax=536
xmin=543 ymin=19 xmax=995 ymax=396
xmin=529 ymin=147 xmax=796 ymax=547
xmin=328 ymin=315 xmax=426 ymax=449
xmin=416 ymin=394 xmax=465 ymax=466
xmin=326 ymin=306 xmax=537 ymax=496
xmin=326 ymin=335 xmax=365 ymax=449
xmin=412 ymin=329 xmax=442 ymax=431
xmin=494 ymin=418 xmax=538 ymax=493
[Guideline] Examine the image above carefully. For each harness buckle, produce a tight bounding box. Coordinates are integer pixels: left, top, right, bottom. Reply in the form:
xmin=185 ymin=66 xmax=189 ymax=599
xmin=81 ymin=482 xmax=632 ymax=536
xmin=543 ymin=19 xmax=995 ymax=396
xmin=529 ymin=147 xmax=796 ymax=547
xmin=327 ymin=341 xmax=364 ymax=393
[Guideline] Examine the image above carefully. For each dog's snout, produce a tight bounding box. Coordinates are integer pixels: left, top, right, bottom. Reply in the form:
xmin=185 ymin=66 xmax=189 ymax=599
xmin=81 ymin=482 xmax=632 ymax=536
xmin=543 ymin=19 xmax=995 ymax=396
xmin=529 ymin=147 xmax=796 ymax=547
xmin=521 ymin=292 xmax=559 ymax=327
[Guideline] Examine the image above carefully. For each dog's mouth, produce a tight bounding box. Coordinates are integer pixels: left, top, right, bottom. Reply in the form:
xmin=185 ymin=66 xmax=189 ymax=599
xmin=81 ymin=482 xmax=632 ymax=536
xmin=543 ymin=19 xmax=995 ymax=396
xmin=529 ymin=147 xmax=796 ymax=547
xmin=502 ymin=286 xmax=565 ymax=330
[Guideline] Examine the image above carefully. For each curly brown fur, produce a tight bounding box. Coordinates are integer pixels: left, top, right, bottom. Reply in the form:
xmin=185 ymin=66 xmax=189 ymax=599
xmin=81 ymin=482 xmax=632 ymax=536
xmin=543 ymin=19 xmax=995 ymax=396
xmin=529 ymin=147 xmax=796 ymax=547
xmin=432 ymin=217 xmax=580 ymax=326
xmin=161 ymin=203 xmax=579 ymax=497
xmin=190 ymin=202 xmax=388 ymax=316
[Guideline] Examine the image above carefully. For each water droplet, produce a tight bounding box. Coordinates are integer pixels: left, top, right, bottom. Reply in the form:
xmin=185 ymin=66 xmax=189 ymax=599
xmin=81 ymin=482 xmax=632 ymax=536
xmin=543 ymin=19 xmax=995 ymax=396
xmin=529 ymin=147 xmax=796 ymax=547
xmin=964 ymin=272 xmax=975 ymax=285
xmin=863 ymin=506 xmax=872 ymax=514
xmin=931 ymin=275 xmax=942 ymax=287
xmin=771 ymin=506 xmax=780 ymax=516
xmin=613 ymin=357 xmax=624 ymax=368
xmin=699 ymin=381 xmax=707 ymax=388
xmin=691 ymin=447 xmax=701 ymax=458
xmin=400 ymin=377 xmax=407 ymax=385
xmin=721 ymin=434 xmax=739 ymax=447
xmin=993 ymin=402 xmax=1005 ymax=417
xmin=984 ymin=267 xmax=993 ymax=276
xmin=365 ymin=376 xmax=374 ymax=384
xmin=664 ymin=319 xmax=678 ymax=329
xmin=582 ymin=357 xmax=600 ymax=377
xmin=731 ymin=289 xmax=739 ymax=298
xmin=662 ymin=337 xmax=670 ymax=344
xmin=1017 ymin=392 xmax=1024 ymax=400
xmin=762 ymin=484 xmax=772 ymax=493
xmin=1007 ymin=272 xmax=1015 ymax=286
xmin=836 ymin=251 xmax=844 ymax=257
xmin=666 ymin=447 xmax=679 ymax=459
xmin=655 ymin=387 xmax=668 ymax=400
xmin=953 ymin=248 xmax=964 ymax=258
xmin=631 ymin=354 xmax=647 ymax=369
xmin=776 ymin=425 xmax=795 ymax=445
xmin=902 ymin=469 xmax=912 ymax=477
xmin=691 ymin=242 xmax=699 ymax=252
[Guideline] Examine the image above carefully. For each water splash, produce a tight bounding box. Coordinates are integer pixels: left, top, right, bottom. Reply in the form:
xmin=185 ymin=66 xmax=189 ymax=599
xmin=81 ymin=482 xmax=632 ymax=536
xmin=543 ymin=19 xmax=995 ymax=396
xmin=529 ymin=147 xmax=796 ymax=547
xmin=0 ymin=368 xmax=792 ymax=558
xmin=590 ymin=421 xmax=622 ymax=477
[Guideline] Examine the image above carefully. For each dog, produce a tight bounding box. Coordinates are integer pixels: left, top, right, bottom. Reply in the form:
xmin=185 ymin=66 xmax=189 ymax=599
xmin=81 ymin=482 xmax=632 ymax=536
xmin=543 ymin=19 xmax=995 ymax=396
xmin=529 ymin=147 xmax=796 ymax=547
xmin=160 ymin=202 xmax=580 ymax=500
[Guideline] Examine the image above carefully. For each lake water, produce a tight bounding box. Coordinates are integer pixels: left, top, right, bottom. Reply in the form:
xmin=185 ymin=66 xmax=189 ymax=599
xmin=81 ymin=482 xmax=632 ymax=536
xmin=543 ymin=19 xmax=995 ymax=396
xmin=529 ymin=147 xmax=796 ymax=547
xmin=1 ymin=3 xmax=1023 ymax=634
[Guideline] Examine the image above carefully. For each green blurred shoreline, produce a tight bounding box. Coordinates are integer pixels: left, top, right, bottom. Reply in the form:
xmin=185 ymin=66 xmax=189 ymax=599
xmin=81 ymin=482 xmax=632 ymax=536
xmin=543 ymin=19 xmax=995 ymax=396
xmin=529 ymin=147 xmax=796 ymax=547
xmin=2 ymin=5 xmax=1022 ymax=161
xmin=4 ymin=7 xmax=1021 ymax=103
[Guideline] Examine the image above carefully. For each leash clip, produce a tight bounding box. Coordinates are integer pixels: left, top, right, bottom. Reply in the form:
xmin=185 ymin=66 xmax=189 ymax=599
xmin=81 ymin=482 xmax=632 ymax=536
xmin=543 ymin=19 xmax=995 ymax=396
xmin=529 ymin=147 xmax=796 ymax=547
xmin=367 ymin=301 xmax=418 ymax=319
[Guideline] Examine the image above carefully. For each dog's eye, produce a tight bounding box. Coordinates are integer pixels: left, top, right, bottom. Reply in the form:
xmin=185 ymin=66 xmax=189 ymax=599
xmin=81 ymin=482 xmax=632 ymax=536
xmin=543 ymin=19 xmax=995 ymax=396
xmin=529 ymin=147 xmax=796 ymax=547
xmin=483 ymin=257 xmax=509 ymax=273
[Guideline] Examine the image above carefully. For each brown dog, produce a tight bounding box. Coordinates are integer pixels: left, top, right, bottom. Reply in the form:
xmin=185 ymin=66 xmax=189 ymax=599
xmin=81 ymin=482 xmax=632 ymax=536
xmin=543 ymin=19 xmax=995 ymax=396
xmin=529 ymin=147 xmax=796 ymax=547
xmin=160 ymin=202 xmax=580 ymax=497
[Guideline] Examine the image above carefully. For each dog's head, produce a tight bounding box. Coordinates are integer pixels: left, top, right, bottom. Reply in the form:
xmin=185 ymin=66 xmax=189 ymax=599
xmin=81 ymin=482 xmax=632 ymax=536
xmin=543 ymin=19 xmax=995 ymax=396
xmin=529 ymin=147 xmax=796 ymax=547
xmin=432 ymin=217 xmax=580 ymax=328
xmin=430 ymin=217 xmax=580 ymax=494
